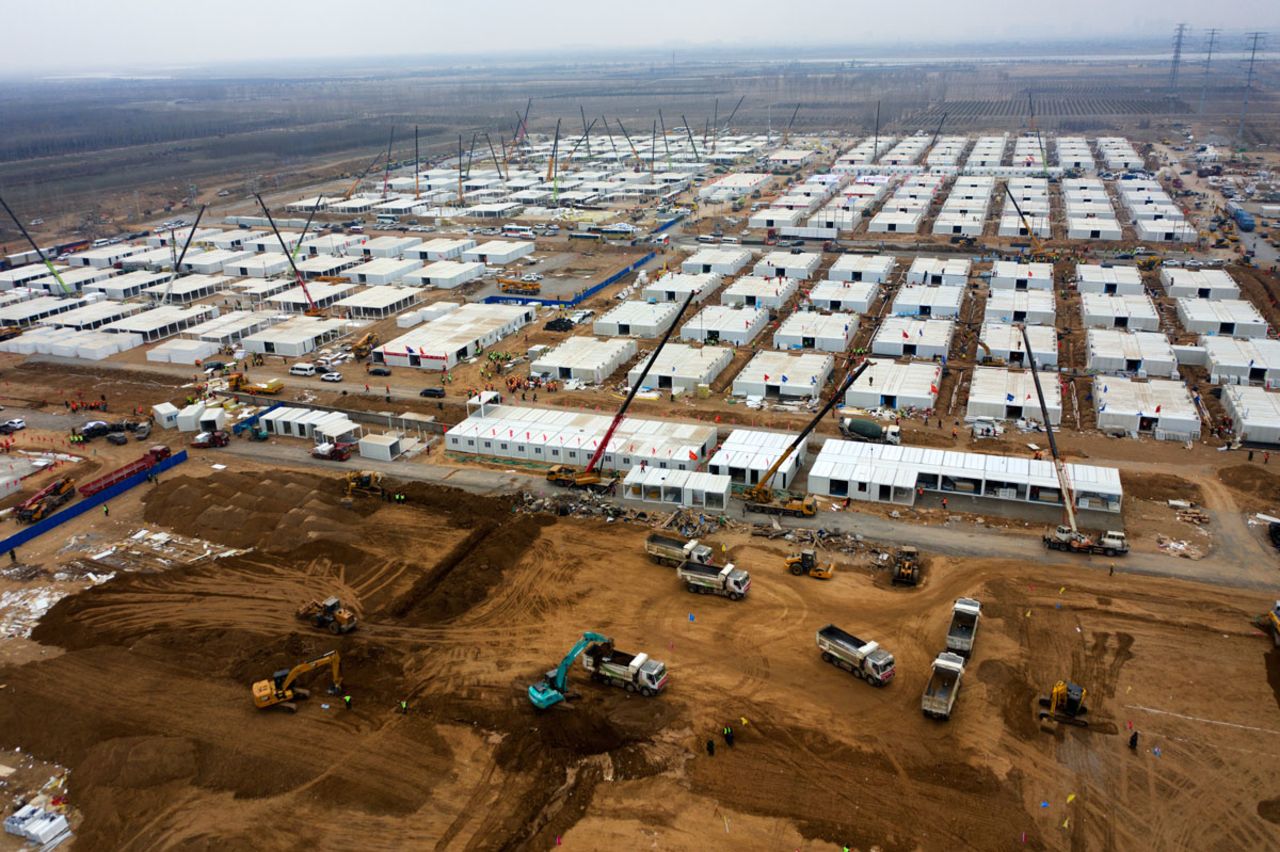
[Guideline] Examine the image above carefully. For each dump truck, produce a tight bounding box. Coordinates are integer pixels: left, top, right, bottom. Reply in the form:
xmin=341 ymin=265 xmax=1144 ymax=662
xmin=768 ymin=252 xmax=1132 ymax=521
xmin=675 ymin=561 xmax=750 ymax=600
xmin=1042 ymin=525 xmax=1129 ymax=557
xmin=921 ymin=652 xmax=966 ymax=720
xmin=645 ymin=533 xmax=713 ymax=567
xmin=838 ymin=416 xmax=902 ymax=445
xmin=78 ymin=445 xmax=171 ymax=497
xmin=227 ymin=373 xmax=284 ymax=395
xmin=582 ymin=640 xmax=669 ymax=697
xmin=945 ymin=597 xmax=981 ymax=657
xmin=190 ymin=430 xmax=230 ymax=449
xmin=815 ymin=624 xmax=896 ymax=686
xmin=311 ymin=441 xmax=355 ymax=461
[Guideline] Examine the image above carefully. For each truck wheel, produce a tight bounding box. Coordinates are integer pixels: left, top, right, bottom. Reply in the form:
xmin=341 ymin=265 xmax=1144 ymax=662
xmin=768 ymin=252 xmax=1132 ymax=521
xmin=640 ymin=687 xmax=654 ymax=697
xmin=328 ymin=622 xmax=341 ymax=635
xmin=624 ymin=682 xmax=636 ymax=693
xmin=729 ymin=592 xmax=742 ymax=601
xmin=1104 ymin=548 xmax=1116 ymax=557
xmin=687 ymin=583 xmax=698 ymax=593
xmin=852 ymin=668 xmax=864 ymax=679
xmin=790 ymin=565 xmax=803 ymax=576
xmin=821 ymin=652 xmax=833 ymax=663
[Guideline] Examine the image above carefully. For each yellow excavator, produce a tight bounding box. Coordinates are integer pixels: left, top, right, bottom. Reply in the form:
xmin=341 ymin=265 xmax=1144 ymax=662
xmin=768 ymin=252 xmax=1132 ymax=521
xmin=1037 ymin=680 xmax=1089 ymax=727
xmin=352 ymin=332 xmax=379 ymax=360
xmin=784 ymin=549 xmax=834 ymax=579
xmin=252 ymin=650 xmax=343 ymax=712
xmin=344 ymin=470 xmax=384 ymax=497
xmin=742 ymin=359 xmax=871 ymax=517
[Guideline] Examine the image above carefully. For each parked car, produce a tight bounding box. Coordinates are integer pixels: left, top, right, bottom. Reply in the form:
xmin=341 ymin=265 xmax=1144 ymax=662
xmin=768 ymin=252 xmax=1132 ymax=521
xmin=106 ymin=432 xmax=129 ymax=446
xmin=420 ymin=387 xmax=446 ymax=398
xmin=78 ymin=420 xmax=111 ymax=439
xmin=0 ymin=418 xmax=26 ymax=434
xmin=134 ymin=422 xmax=152 ymax=440
xmin=368 ymin=366 xmax=391 ymax=377
xmin=320 ymin=371 xmax=344 ymax=383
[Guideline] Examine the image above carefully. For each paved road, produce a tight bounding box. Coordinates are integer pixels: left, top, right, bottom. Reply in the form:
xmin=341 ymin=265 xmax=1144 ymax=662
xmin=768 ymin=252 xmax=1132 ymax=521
xmin=8 ymin=400 xmax=1275 ymax=592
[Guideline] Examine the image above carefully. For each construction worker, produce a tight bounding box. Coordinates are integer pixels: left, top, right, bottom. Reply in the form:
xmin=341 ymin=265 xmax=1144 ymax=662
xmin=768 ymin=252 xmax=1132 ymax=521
xmin=1128 ymin=731 xmax=1139 ymax=751
xmin=102 ymin=504 xmax=109 ymax=517
xmin=941 ymin=497 xmax=949 ymax=512
xmin=705 ymin=739 xmax=715 ymax=757
xmin=343 ymin=694 xmax=353 ymax=711
xmin=723 ymin=724 xmax=734 ymax=747
xmin=398 ymin=700 xmax=408 ymax=715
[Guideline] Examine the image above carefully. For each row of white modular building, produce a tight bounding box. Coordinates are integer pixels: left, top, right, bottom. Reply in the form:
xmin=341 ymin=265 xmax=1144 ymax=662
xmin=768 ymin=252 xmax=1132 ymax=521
xmin=808 ymin=440 xmax=1122 ymax=513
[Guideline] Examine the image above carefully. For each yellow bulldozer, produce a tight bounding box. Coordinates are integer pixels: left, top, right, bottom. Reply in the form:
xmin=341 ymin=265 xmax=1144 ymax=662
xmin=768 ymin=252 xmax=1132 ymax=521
xmin=344 ymin=470 xmax=384 ymax=498
xmin=252 ymin=650 xmax=343 ymax=712
xmin=1037 ymin=680 xmax=1089 ymax=727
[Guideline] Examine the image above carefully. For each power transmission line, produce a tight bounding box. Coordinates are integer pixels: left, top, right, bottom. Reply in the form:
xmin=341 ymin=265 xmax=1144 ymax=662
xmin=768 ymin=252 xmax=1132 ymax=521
xmin=1198 ymin=28 xmax=1220 ymax=115
xmin=1237 ymin=32 xmax=1266 ymax=149
xmin=1168 ymin=23 xmax=1189 ymax=109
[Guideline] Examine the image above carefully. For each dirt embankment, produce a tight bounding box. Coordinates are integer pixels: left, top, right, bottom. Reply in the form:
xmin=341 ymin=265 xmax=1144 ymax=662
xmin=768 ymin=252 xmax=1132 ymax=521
xmin=1218 ymin=464 xmax=1280 ymax=514
xmin=1120 ymin=471 xmax=1205 ymax=504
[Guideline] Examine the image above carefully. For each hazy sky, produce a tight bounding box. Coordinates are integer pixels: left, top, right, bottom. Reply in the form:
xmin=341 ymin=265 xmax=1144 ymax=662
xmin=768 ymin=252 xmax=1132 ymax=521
xmin=5 ymin=0 xmax=1278 ymax=74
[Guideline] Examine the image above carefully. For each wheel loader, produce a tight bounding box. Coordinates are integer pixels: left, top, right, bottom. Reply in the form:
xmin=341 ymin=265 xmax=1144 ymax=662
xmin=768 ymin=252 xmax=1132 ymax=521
xmin=295 ymin=597 xmax=358 ymax=634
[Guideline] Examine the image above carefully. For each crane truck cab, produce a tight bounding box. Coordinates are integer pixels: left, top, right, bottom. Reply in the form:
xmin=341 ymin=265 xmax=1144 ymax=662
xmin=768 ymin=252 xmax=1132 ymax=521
xmin=1043 ymin=525 xmax=1128 ymax=556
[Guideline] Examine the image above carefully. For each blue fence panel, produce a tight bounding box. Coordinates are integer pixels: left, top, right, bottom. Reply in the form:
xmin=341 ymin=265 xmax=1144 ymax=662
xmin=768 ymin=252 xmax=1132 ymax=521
xmin=483 ymin=252 xmax=657 ymax=308
xmin=652 ymin=214 xmax=685 ymax=234
xmin=0 ymin=450 xmax=189 ymax=554
xmin=231 ymin=402 xmax=283 ymax=435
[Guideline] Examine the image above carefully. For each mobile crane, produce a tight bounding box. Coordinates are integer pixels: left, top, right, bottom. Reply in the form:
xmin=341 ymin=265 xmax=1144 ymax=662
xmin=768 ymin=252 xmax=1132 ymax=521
xmin=742 ymin=359 xmax=870 ymax=517
xmin=255 ymin=193 xmax=327 ymax=318
xmin=545 ymin=290 xmax=698 ymax=490
xmin=528 ymin=631 xmax=609 ymax=709
xmin=252 ymin=650 xmax=343 ymax=712
xmin=1002 ymin=183 xmax=1054 ymax=262
xmin=1019 ymin=325 xmax=1128 ymax=557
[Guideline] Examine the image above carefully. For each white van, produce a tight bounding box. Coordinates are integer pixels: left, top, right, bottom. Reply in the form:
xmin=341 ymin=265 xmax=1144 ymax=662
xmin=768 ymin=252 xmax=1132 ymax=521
xmin=289 ymin=362 xmax=317 ymax=377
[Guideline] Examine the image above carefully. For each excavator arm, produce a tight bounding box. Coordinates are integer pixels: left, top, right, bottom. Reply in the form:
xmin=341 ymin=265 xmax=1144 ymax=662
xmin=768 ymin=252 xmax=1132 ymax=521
xmin=529 ymin=631 xmax=609 ymax=708
xmin=743 ymin=359 xmax=870 ymax=504
xmin=277 ymin=650 xmax=343 ymax=695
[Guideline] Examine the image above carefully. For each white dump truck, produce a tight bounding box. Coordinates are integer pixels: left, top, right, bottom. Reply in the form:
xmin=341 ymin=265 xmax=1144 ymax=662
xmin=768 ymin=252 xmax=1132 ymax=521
xmin=582 ymin=640 xmax=669 ymax=697
xmin=815 ymin=624 xmax=896 ymax=686
xmin=921 ymin=652 xmax=966 ymax=720
xmin=945 ymin=597 xmax=982 ymax=657
xmin=645 ymin=533 xmax=714 ymax=567
xmin=676 ymin=561 xmax=750 ymax=600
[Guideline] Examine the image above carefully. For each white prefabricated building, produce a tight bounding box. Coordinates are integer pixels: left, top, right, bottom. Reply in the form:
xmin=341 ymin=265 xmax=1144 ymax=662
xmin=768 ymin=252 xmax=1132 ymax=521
xmin=732 ymin=350 xmax=833 ymax=399
xmin=990 ymin=261 xmax=1054 ymax=291
xmin=529 ymin=336 xmax=637 ymax=384
xmin=641 ymin=272 xmax=720 ymax=304
xmin=1076 ymin=264 xmax=1144 ymax=295
xmin=444 ymin=403 xmax=717 ymax=472
xmin=1176 ymin=298 xmax=1267 ymax=338
xmin=871 ymin=317 xmax=954 ymax=361
xmin=891 ymin=285 xmax=964 ymax=319
xmin=240 ymin=317 xmax=349 ymax=357
xmin=907 ymin=258 xmax=970 ymax=287
xmin=406 ymin=260 xmax=485 ymax=290
xmin=1161 ymin=269 xmax=1239 ymax=301
xmin=807 ymin=440 xmax=1122 ymax=513
xmin=1081 ymin=294 xmax=1160 ymax=331
xmin=462 ymin=240 xmax=535 ymax=265
xmin=621 ymin=467 xmax=732 ymax=511
xmin=806 ymin=280 xmax=878 ymax=313
xmin=720 ymin=276 xmax=799 ymax=310
xmin=978 ymin=322 xmax=1058 ymax=368
xmin=966 ymin=367 xmax=1062 ymax=424
xmin=1093 ymin=376 xmax=1201 ymax=440
xmin=376 ymin=303 xmax=535 ymax=370
xmin=752 ymin=251 xmax=821 ymax=281
xmin=773 ymin=311 xmax=857 ymax=352
xmin=593 ymin=301 xmax=681 ymax=338
xmin=627 ymin=343 xmax=733 ymax=394
xmin=1202 ymin=336 xmax=1280 ymax=386
xmin=844 ymin=359 xmax=941 ymax=411
xmin=682 ymin=248 xmax=752 ymax=276
xmin=1086 ymin=330 xmax=1177 ymax=378
xmin=342 ymin=258 xmax=421 ymax=286
xmin=708 ymin=428 xmax=808 ymax=489
xmin=828 ymin=254 xmax=895 ymax=284
xmin=680 ymin=305 xmax=769 ymax=346
xmin=985 ymin=290 xmax=1055 ymax=325
xmin=1222 ymin=386 xmax=1280 ymax=445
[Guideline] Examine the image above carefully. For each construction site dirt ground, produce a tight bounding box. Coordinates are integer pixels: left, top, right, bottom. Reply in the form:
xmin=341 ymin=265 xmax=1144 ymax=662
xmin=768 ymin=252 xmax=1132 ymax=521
xmin=1 ymin=460 xmax=1279 ymax=850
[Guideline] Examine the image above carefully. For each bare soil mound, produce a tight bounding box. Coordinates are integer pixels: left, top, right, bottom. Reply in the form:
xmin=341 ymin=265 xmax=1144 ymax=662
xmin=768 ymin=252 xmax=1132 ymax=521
xmin=1218 ymin=464 xmax=1280 ymax=512
xmin=1121 ymin=471 xmax=1204 ymax=504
